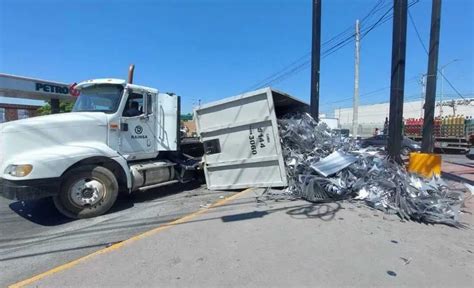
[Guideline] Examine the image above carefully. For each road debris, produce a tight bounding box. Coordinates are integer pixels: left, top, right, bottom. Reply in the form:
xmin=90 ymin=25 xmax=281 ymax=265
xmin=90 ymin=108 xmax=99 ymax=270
xmin=400 ymin=257 xmax=411 ymax=265
xmin=464 ymin=183 xmax=474 ymax=195
xmin=277 ymin=112 xmax=465 ymax=226
xmin=387 ymin=270 xmax=397 ymax=277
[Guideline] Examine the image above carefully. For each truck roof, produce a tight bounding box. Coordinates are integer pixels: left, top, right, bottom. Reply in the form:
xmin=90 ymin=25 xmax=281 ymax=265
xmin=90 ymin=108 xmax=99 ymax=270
xmin=75 ymin=78 xmax=158 ymax=94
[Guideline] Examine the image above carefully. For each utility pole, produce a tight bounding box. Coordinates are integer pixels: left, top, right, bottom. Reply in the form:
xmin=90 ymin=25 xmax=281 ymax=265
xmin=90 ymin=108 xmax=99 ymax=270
xmin=387 ymin=0 xmax=408 ymax=162
xmin=352 ymin=19 xmax=360 ymax=137
xmin=419 ymin=74 xmax=426 ymax=118
xmin=50 ymin=99 xmax=60 ymax=114
xmin=310 ymin=0 xmax=322 ymax=121
xmin=421 ymin=0 xmax=442 ymax=153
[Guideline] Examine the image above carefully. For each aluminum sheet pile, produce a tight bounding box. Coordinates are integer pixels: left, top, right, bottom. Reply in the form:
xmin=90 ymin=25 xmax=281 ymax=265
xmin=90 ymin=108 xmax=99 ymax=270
xmin=277 ymin=112 xmax=464 ymax=226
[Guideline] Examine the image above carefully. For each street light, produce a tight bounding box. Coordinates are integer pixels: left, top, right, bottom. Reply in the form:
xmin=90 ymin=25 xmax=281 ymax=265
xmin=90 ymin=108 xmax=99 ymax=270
xmin=439 ymin=59 xmax=461 ymax=117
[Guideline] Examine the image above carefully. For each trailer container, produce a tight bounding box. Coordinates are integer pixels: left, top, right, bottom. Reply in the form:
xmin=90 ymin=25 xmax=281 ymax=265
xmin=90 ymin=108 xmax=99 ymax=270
xmin=194 ymin=88 xmax=308 ymax=190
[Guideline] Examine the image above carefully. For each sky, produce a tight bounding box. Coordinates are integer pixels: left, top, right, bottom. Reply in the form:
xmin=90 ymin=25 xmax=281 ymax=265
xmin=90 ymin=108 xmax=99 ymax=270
xmin=0 ymin=0 xmax=473 ymax=115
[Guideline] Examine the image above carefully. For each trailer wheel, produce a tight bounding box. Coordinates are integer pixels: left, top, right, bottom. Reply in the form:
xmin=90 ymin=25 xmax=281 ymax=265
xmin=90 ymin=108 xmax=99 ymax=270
xmin=54 ymin=165 xmax=119 ymax=219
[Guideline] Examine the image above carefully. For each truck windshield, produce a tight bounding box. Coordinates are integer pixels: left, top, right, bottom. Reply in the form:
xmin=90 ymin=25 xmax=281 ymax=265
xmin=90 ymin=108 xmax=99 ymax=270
xmin=72 ymin=85 xmax=123 ymax=113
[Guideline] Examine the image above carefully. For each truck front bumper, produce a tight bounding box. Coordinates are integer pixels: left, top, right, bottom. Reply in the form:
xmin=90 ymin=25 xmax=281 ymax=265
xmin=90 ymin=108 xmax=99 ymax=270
xmin=0 ymin=177 xmax=60 ymax=201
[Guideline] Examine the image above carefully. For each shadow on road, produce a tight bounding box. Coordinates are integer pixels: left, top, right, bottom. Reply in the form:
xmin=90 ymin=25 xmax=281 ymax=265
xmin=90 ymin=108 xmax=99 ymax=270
xmin=0 ymin=241 xmax=119 ymax=262
xmin=221 ymin=211 xmax=269 ymax=222
xmin=216 ymin=199 xmax=343 ymax=223
xmin=219 ymin=202 xmax=342 ymax=223
xmin=286 ymin=203 xmax=342 ymax=221
xmin=441 ymin=172 xmax=474 ymax=185
xmin=8 ymin=181 xmax=205 ymax=226
xmin=8 ymin=198 xmax=73 ymax=226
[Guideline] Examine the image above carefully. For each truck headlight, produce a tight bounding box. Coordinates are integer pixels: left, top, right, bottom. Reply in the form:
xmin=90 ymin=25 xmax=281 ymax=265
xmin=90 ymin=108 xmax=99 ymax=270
xmin=5 ymin=164 xmax=33 ymax=177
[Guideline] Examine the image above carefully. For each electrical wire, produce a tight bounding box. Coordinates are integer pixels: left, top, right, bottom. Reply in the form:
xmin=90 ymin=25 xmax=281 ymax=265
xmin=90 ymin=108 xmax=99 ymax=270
xmin=245 ymin=0 xmax=422 ymax=94
xmin=254 ymin=0 xmax=420 ymax=89
xmin=408 ymin=9 xmax=465 ymax=100
xmin=320 ymin=76 xmax=419 ymax=107
xmin=244 ymin=0 xmax=403 ymax=91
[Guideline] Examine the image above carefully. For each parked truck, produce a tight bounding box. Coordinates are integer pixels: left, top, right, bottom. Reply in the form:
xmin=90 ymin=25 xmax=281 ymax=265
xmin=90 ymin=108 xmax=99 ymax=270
xmin=0 ymin=66 xmax=200 ymax=218
xmin=404 ymin=116 xmax=473 ymax=152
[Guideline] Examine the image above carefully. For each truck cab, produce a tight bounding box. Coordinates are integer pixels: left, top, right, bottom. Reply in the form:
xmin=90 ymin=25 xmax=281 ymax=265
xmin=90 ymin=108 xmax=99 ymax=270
xmin=0 ymin=75 xmax=189 ymax=218
xmin=73 ymin=78 xmax=179 ymax=159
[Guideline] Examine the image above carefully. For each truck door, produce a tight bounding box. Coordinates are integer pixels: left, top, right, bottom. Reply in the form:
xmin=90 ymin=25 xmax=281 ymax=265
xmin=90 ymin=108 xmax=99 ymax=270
xmin=119 ymin=90 xmax=158 ymax=160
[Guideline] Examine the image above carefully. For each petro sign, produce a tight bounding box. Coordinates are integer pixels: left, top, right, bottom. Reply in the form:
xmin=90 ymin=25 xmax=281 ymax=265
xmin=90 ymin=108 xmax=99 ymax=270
xmin=35 ymin=82 xmax=80 ymax=97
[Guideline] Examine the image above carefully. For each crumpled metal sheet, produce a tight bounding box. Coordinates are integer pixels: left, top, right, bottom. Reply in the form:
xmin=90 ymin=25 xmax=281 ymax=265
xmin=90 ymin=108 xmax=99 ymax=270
xmin=311 ymin=151 xmax=358 ymax=177
xmin=277 ymin=112 xmax=465 ymax=226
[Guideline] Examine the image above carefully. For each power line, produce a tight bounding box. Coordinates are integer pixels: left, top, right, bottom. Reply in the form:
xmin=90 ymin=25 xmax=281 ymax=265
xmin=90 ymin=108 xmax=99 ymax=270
xmin=408 ymin=9 xmax=465 ymax=100
xmin=320 ymin=76 xmax=419 ymax=106
xmin=408 ymin=10 xmax=428 ymax=52
xmin=360 ymin=0 xmax=388 ymax=25
xmin=261 ymin=0 xmax=419 ymax=88
xmin=244 ymin=0 xmax=403 ymax=91
xmin=438 ymin=70 xmax=465 ymax=100
xmin=245 ymin=0 xmax=421 ymax=92
xmin=245 ymin=53 xmax=310 ymax=91
xmin=360 ymin=3 xmax=394 ymax=40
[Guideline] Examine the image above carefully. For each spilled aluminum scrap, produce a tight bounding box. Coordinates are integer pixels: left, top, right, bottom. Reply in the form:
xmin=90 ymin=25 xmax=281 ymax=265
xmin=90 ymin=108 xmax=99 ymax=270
xmin=277 ymin=112 xmax=465 ymax=226
xmin=311 ymin=151 xmax=358 ymax=177
xmin=465 ymin=183 xmax=474 ymax=195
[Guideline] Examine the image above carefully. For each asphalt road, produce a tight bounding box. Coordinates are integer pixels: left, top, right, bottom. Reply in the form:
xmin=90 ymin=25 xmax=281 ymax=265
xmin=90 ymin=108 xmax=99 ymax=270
xmin=1 ymin=153 xmax=470 ymax=286
xmin=0 ymin=182 xmax=234 ymax=286
xmin=23 ymin=188 xmax=474 ymax=288
xmin=442 ymin=152 xmax=472 ymax=166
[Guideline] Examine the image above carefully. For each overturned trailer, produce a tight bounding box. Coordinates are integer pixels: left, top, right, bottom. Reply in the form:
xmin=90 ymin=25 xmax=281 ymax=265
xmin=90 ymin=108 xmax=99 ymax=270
xmin=195 ymin=88 xmax=465 ymax=226
xmin=194 ymin=88 xmax=308 ymax=190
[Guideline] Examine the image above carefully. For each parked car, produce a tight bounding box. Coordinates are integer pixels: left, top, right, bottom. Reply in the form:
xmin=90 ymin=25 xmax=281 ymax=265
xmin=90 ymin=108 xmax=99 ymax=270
xmin=467 ymin=147 xmax=474 ymax=160
xmin=360 ymin=134 xmax=421 ymax=155
xmin=333 ymin=128 xmax=350 ymax=138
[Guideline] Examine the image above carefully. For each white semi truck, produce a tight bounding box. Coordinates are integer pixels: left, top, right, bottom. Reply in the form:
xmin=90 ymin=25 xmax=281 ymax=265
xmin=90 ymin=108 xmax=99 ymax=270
xmin=0 ymin=66 xmax=200 ymax=218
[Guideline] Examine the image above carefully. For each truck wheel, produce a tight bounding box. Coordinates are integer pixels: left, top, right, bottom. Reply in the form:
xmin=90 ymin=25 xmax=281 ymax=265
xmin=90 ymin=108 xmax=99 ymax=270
xmin=54 ymin=165 xmax=119 ymax=219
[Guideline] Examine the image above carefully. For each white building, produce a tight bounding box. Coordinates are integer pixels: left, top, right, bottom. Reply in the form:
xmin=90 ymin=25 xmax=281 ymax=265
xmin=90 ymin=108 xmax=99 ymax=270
xmin=334 ymin=98 xmax=474 ymax=136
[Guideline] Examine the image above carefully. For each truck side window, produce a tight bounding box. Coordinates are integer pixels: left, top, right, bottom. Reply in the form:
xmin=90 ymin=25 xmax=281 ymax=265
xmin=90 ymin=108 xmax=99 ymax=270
xmin=123 ymin=92 xmax=144 ymax=117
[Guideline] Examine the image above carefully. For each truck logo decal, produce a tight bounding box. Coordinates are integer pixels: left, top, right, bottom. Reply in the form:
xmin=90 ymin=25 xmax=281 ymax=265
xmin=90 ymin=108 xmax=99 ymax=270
xmin=135 ymin=125 xmax=143 ymax=134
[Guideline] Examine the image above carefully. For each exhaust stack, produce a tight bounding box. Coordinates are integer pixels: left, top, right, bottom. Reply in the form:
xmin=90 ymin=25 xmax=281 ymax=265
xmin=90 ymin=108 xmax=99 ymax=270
xmin=128 ymin=64 xmax=135 ymax=84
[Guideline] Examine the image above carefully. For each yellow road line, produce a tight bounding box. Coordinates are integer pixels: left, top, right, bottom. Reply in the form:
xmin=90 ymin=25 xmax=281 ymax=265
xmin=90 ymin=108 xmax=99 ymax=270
xmin=10 ymin=188 xmax=253 ymax=288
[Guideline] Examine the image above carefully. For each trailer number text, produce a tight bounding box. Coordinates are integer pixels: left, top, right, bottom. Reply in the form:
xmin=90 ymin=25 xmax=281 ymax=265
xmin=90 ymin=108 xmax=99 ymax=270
xmin=249 ymin=126 xmax=269 ymax=155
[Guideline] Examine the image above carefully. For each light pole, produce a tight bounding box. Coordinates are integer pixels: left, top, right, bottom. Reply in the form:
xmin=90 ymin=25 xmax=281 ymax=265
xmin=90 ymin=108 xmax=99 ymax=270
xmin=439 ymin=59 xmax=460 ymax=117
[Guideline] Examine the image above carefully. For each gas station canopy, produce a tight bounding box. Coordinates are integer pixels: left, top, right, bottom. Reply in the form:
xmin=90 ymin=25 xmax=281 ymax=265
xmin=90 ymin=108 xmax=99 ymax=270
xmin=0 ymin=73 xmax=78 ymax=102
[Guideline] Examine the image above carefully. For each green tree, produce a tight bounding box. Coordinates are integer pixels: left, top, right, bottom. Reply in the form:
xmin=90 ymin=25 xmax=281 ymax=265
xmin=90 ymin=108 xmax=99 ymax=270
xmin=180 ymin=113 xmax=193 ymax=121
xmin=37 ymin=101 xmax=75 ymax=115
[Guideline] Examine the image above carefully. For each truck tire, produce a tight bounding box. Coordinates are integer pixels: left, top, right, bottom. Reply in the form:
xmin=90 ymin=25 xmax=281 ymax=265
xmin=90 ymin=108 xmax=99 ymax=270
xmin=54 ymin=165 xmax=119 ymax=219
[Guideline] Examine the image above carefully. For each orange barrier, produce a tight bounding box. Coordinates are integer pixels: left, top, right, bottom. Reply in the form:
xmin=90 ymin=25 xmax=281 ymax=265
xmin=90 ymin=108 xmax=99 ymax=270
xmin=407 ymin=152 xmax=441 ymax=178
